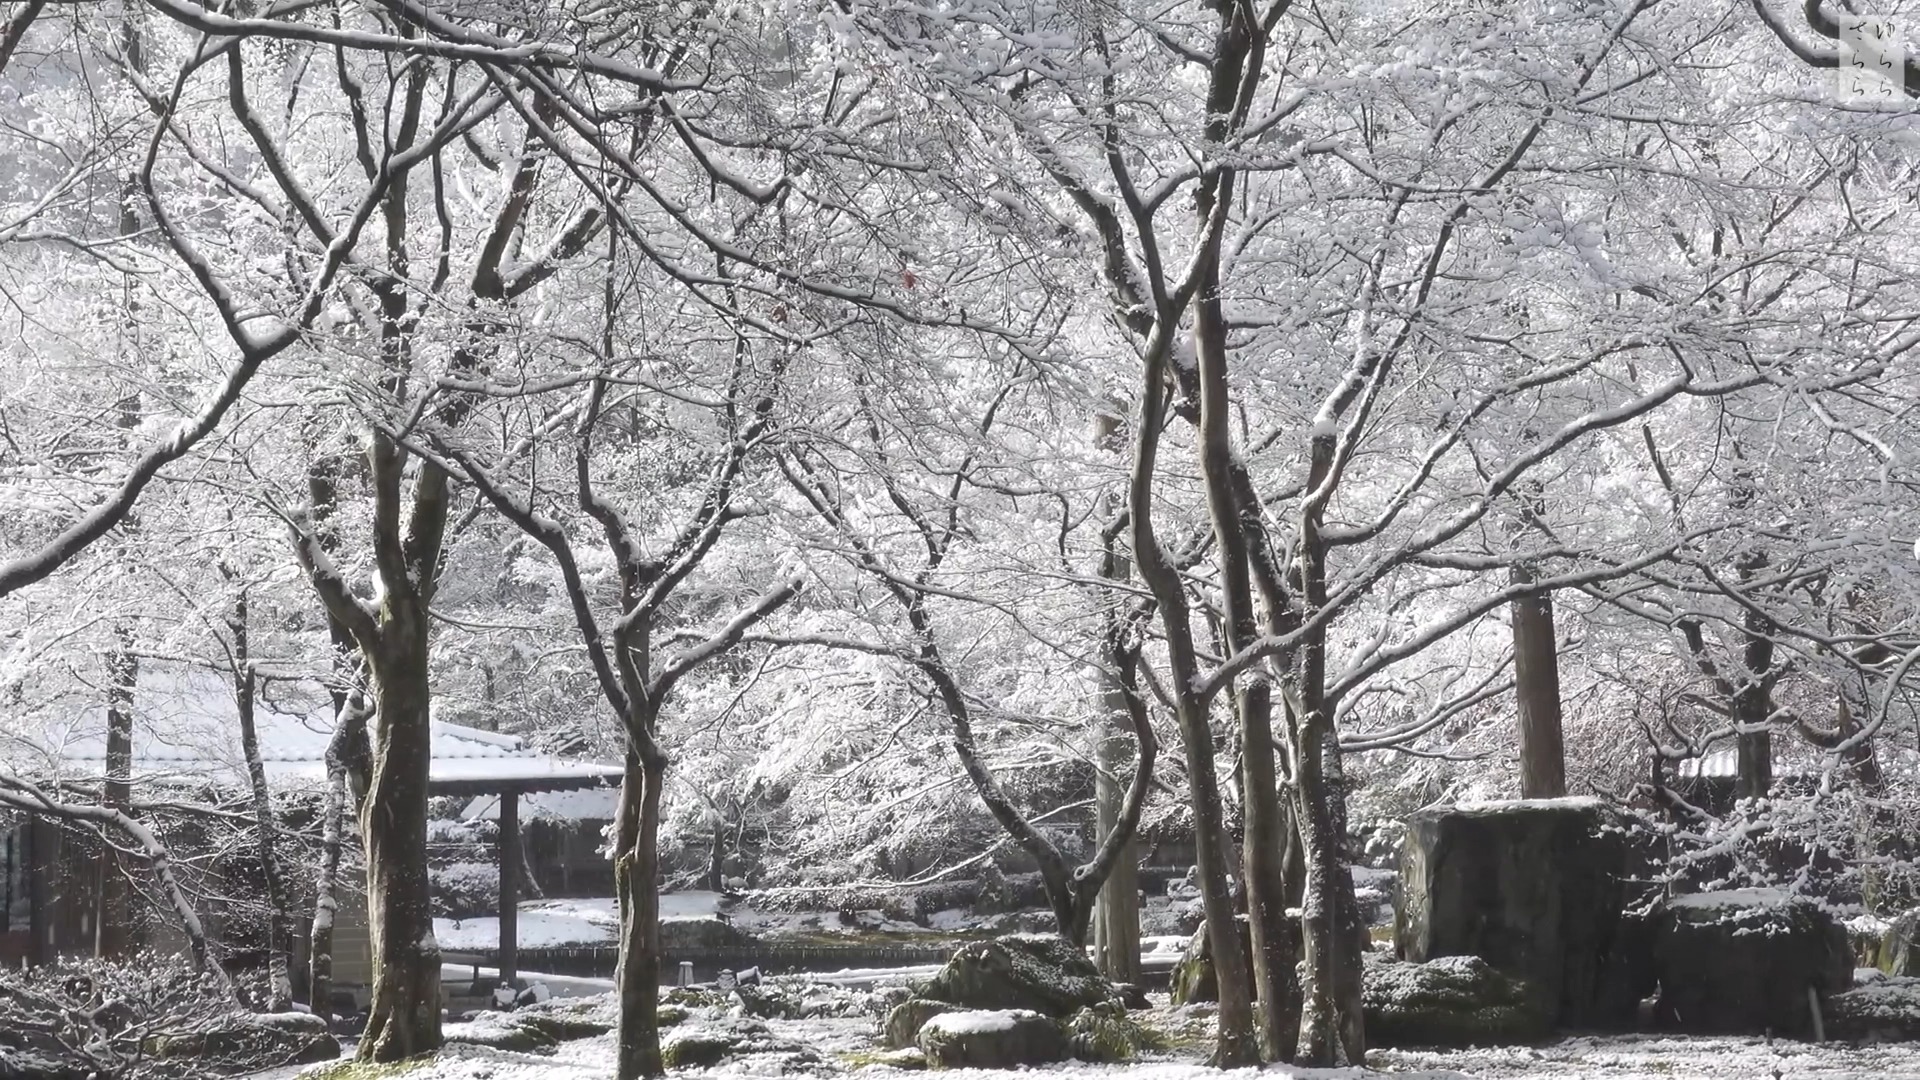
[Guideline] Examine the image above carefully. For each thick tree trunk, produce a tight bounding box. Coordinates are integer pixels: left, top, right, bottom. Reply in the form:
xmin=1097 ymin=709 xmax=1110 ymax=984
xmin=357 ymin=638 xmax=441 ymax=1062
xmin=1510 ymin=566 xmax=1568 ymax=798
xmin=614 ymin=752 xmax=666 ymax=1080
xmin=1733 ymin=610 xmax=1774 ymax=802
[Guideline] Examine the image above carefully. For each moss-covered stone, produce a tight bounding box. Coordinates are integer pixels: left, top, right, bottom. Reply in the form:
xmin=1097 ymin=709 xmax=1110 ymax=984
xmin=1828 ymin=976 xmax=1920 ymax=1042
xmin=1880 ymin=909 xmax=1920 ymax=978
xmin=1397 ymin=798 xmax=1639 ymax=1030
xmin=920 ymin=934 xmax=1120 ymax=1017
xmin=916 ymin=1009 xmax=1069 ymax=1069
xmin=659 ymin=1018 xmax=822 ymax=1071
xmin=1167 ymin=918 xmax=1257 ymax=1007
xmin=1363 ymin=955 xmax=1551 ymax=1048
xmin=884 ymin=999 xmax=954 ymax=1049
xmin=1653 ymin=890 xmax=1852 ymax=1037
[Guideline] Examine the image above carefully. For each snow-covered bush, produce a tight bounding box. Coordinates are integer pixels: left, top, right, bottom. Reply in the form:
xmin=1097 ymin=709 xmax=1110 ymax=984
xmin=0 ymin=955 xmax=241 ymax=1079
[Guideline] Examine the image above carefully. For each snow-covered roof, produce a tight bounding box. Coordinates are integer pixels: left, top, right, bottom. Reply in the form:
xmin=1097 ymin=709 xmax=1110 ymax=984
xmin=462 ymin=785 xmax=620 ymax=822
xmin=1675 ymin=748 xmax=1740 ymax=779
xmin=7 ymin=664 xmax=622 ymax=797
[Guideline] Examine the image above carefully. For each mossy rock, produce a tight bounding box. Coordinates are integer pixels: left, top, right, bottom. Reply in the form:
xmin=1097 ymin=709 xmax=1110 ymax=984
xmin=1065 ymin=1001 xmax=1158 ymax=1062
xmin=656 ymin=1004 xmax=689 ymax=1027
xmin=660 ymin=1018 xmax=822 ymax=1070
xmin=1828 ymin=976 xmax=1920 ymax=1042
xmin=920 ymin=934 xmax=1120 ymax=1017
xmin=1654 ymin=890 xmax=1852 ymax=1037
xmin=916 ymin=1009 xmax=1069 ymax=1069
xmin=658 ymin=917 xmax=752 ymax=949
xmin=1168 ymin=918 xmax=1257 ymax=1006
xmin=1880 ymin=909 xmax=1920 ymax=978
xmin=1363 ymin=955 xmax=1551 ymax=1048
xmin=884 ymin=999 xmax=953 ymax=1049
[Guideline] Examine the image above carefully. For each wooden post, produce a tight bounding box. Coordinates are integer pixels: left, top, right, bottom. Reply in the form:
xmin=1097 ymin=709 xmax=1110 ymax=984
xmin=499 ymin=788 xmax=519 ymax=988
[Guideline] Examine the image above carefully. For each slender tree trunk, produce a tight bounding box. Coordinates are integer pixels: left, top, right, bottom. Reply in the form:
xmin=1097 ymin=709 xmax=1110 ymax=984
xmin=1292 ymin=434 xmax=1365 ymax=1067
xmin=1321 ymin=725 xmax=1367 ymax=1062
xmin=232 ymin=590 xmax=293 ymax=1011
xmin=614 ymin=751 xmax=666 ymax=1080
xmin=1091 ymin=666 xmax=1141 ymax=985
xmin=309 ymin=766 xmax=346 ymax=1022
xmin=357 ymin=635 xmax=442 ymax=1062
xmin=97 ymin=635 xmax=136 ymax=959
xmin=1511 ymin=565 xmax=1567 ymax=798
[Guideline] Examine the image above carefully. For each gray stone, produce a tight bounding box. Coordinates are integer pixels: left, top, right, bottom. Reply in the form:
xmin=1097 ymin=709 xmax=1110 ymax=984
xmin=1363 ymin=955 xmax=1552 ymax=1048
xmin=1397 ymin=797 xmax=1639 ymax=1030
xmin=660 ymin=1017 xmax=822 ymax=1070
xmin=1880 ymin=909 xmax=1920 ymax=978
xmin=920 ymin=934 xmax=1121 ymax=1017
xmin=1653 ymin=890 xmax=1853 ymax=1037
xmin=884 ymin=999 xmax=953 ymax=1049
xmin=1828 ymin=976 xmax=1920 ymax=1043
xmin=916 ymin=1009 xmax=1069 ymax=1069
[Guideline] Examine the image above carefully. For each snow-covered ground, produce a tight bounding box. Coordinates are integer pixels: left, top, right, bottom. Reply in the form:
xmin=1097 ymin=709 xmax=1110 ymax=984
xmin=263 ymin=1026 xmax=1920 ymax=1080
xmin=436 ymin=893 xmax=731 ymax=951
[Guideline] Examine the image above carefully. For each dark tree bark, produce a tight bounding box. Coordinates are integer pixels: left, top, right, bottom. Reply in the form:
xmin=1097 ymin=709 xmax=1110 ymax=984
xmin=229 ymin=586 xmax=294 ymax=1011
xmin=96 ymin=638 xmax=136 ymax=960
xmin=1511 ymin=565 xmax=1568 ymax=798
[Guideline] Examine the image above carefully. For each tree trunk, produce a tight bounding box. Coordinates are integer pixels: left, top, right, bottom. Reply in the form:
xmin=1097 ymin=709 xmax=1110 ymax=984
xmin=614 ymin=752 xmax=666 ymax=1080
xmin=357 ymin=637 xmax=442 ymax=1062
xmin=97 ymin=638 xmax=136 ymax=960
xmin=233 ymin=589 xmax=294 ymax=1012
xmin=309 ymin=767 xmax=346 ymax=1022
xmin=1090 ymin=474 xmax=1142 ymax=986
xmin=1733 ymin=616 xmax=1774 ymax=803
xmin=1510 ymin=565 xmax=1568 ymax=798
xmin=1291 ymin=434 xmax=1365 ymax=1067
xmin=1091 ymin=664 xmax=1142 ymax=985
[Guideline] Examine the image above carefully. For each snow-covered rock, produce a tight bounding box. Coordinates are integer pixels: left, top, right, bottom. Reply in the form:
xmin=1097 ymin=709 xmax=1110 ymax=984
xmin=1828 ymin=975 xmax=1920 ymax=1043
xmin=920 ymin=933 xmax=1122 ymax=1017
xmin=1397 ymin=798 xmax=1641 ymax=1030
xmin=1653 ymin=890 xmax=1852 ymax=1037
xmin=916 ymin=1008 xmax=1069 ymax=1068
xmin=1363 ymin=955 xmax=1551 ymax=1049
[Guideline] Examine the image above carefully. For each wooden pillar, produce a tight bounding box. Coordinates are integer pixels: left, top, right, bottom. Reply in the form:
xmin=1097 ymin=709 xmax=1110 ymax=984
xmin=498 ymin=788 xmax=519 ymax=987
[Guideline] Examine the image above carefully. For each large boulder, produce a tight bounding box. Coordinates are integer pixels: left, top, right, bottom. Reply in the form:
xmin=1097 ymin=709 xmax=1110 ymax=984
xmin=919 ymin=934 xmax=1120 ymax=1017
xmin=884 ymin=999 xmax=954 ymax=1049
xmin=1397 ymin=797 xmax=1638 ymax=1029
xmin=1880 ymin=909 xmax=1920 ymax=977
xmin=1168 ymin=917 xmax=1265 ymax=1006
xmin=1652 ymin=889 xmax=1852 ymax=1037
xmin=660 ymin=1017 xmax=822 ymax=1071
xmin=658 ymin=916 xmax=751 ymax=949
xmin=1827 ymin=976 xmax=1920 ymax=1043
xmin=916 ymin=1009 xmax=1069 ymax=1069
xmin=1363 ymin=956 xmax=1552 ymax=1048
